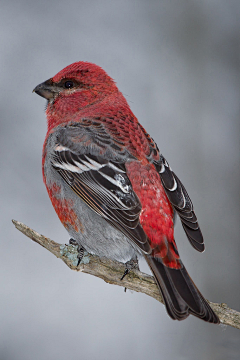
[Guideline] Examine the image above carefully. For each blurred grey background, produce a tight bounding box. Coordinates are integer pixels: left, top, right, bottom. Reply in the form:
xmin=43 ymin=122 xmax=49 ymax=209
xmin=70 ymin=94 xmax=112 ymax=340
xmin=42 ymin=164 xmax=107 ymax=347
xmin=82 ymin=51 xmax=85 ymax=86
xmin=1 ymin=1 xmax=240 ymax=359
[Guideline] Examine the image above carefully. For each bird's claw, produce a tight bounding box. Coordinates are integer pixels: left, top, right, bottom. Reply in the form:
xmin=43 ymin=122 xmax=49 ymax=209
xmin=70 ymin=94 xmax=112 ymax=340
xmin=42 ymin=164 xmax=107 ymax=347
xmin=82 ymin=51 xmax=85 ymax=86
xmin=69 ymin=238 xmax=85 ymax=266
xmin=121 ymin=257 xmax=139 ymax=281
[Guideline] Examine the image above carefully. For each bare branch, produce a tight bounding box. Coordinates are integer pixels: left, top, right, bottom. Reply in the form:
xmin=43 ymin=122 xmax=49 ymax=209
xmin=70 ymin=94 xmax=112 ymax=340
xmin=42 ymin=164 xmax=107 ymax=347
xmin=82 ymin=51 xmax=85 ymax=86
xmin=12 ymin=219 xmax=240 ymax=330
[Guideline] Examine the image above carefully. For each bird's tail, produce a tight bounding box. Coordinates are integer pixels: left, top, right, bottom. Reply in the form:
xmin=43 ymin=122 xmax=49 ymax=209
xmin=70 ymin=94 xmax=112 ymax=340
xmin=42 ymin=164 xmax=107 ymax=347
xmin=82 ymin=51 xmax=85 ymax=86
xmin=145 ymin=255 xmax=219 ymax=323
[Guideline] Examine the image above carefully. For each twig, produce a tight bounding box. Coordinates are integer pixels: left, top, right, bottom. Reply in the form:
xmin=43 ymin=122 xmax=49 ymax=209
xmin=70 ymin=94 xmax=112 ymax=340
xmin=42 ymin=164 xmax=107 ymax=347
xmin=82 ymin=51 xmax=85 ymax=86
xmin=12 ymin=219 xmax=240 ymax=330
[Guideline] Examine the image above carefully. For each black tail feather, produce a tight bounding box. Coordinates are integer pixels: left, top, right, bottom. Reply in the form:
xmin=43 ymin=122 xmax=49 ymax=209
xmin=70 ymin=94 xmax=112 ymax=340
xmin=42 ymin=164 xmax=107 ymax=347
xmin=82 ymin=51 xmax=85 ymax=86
xmin=145 ymin=255 xmax=219 ymax=323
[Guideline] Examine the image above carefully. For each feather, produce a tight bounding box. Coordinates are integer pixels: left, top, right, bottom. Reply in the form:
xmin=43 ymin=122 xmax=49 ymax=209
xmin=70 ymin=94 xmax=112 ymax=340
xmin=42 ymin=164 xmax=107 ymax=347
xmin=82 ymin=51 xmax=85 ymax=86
xmin=158 ymin=155 xmax=205 ymax=252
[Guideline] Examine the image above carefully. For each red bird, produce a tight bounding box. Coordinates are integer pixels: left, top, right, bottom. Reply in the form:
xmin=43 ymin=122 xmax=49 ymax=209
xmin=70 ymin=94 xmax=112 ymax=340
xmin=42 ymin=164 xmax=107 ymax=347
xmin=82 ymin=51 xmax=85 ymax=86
xmin=33 ymin=61 xmax=219 ymax=323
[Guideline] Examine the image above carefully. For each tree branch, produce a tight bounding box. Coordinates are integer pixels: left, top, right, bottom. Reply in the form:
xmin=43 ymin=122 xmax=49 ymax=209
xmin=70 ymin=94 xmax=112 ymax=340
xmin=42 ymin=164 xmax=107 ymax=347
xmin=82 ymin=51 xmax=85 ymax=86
xmin=12 ymin=219 xmax=240 ymax=330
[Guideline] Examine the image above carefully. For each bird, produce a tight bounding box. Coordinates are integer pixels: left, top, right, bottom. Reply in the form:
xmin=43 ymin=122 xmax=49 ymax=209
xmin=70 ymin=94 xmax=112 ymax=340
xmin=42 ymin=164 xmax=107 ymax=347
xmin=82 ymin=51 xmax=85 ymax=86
xmin=33 ymin=61 xmax=219 ymax=323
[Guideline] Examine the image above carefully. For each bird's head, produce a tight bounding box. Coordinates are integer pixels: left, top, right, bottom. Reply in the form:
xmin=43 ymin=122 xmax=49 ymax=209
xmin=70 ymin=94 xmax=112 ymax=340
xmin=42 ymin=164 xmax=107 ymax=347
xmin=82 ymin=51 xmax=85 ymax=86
xmin=33 ymin=61 xmax=119 ymax=124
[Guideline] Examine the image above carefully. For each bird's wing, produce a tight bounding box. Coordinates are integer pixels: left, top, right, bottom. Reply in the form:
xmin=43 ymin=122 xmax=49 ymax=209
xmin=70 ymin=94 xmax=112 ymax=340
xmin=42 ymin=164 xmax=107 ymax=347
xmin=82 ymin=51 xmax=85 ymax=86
xmin=49 ymin=122 xmax=151 ymax=254
xmin=156 ymin=155 xmax=204 ymax=252
xmin=137 ymin=124 xmax=204 ymax=252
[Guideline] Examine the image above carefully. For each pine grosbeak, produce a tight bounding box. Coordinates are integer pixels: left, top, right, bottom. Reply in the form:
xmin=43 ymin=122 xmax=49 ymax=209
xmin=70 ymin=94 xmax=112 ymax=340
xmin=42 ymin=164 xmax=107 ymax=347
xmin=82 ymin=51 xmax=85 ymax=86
xmin=33 ymin=61 xmax=219 ymax=323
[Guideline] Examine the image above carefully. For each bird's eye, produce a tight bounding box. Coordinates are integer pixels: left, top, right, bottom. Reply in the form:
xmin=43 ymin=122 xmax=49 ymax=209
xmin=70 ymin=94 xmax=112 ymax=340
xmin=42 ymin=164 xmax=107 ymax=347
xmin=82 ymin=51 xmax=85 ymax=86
xmin=64 ymin=81 xmax=74 ymax=89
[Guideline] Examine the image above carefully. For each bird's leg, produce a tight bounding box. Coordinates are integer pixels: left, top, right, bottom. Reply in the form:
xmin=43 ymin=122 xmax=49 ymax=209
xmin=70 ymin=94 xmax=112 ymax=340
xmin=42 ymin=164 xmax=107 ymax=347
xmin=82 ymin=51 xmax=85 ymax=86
xmin=69 ymin=238 xmax=85 ymax=266
xmin=121 ymin=256 xmax=139 ymax=281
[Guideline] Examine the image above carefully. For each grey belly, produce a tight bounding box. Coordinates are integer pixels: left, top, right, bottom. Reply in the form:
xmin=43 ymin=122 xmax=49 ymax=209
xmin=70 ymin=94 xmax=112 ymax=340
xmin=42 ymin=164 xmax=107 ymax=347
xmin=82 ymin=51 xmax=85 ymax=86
xmin=60 ymin=180 xmax=138 ymax=263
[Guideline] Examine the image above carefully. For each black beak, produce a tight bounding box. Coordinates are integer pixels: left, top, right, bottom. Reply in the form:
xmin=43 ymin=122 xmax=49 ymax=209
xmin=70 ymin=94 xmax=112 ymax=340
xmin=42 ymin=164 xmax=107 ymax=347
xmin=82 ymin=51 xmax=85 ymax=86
xmin=33 ymin=79 xmax=56 ymax=100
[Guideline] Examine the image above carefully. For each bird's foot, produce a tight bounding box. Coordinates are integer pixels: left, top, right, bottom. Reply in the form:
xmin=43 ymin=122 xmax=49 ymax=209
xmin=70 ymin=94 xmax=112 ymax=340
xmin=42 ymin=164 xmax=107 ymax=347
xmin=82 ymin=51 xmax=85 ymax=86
xmin=69 ymin=238 xmax=85 ymax=266
xmin=121 ymin=257 xmax=139 ymax=281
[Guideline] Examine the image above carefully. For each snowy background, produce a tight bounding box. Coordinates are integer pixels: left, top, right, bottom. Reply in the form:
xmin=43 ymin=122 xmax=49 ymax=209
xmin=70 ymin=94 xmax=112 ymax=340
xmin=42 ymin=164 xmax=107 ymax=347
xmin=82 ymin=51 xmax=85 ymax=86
xmin=1 ymin=1 xmax=240 ymax=359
